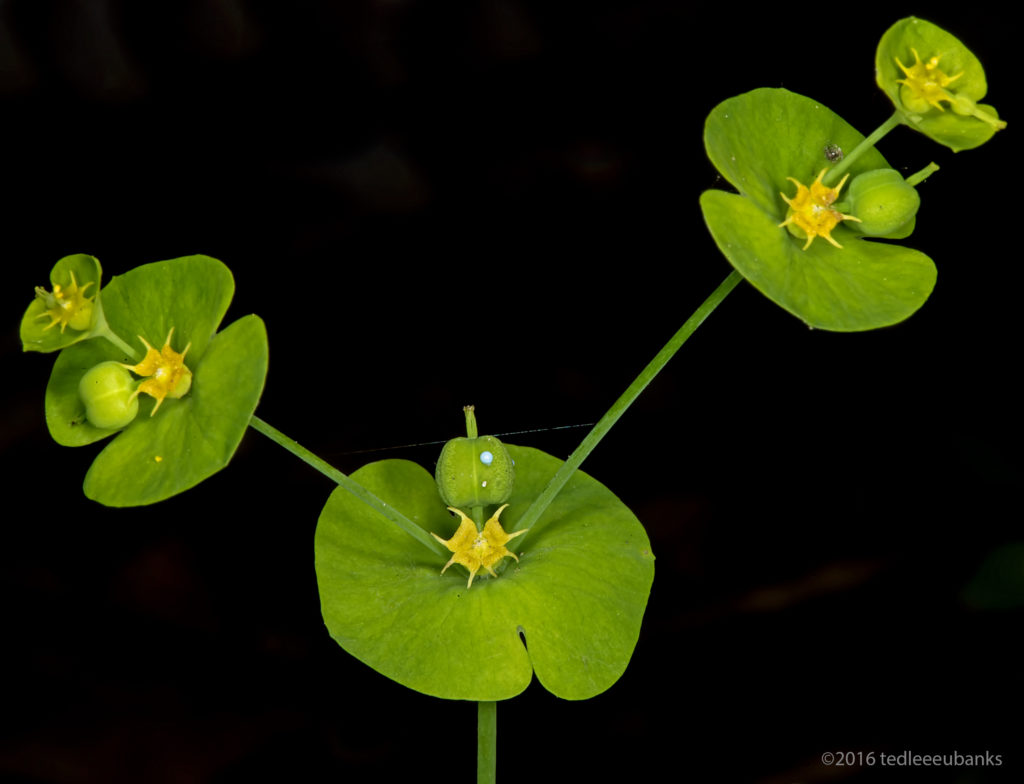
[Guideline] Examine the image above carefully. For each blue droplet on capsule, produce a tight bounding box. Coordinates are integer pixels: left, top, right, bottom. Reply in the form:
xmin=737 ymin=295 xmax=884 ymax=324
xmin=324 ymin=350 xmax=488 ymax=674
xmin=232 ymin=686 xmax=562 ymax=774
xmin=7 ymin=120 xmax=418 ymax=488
xmin=479 ymin=451 xmax=494 ymax=466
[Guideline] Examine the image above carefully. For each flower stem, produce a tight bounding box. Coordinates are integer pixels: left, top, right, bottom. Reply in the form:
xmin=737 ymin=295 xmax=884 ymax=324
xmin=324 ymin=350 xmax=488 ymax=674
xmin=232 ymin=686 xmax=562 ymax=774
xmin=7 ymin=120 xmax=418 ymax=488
xmin=478 ymin=701 xmax=497 ymax=784
xmin=90 ymin=298 xmax=140 ymax=360
xmin=509 ymin=269 xmax=743 ymax=541
xmin=248 ymin=415 xmax=447 ymax=557
xmin=823 ymin=111 xmax=902 ymax=186
xmin=98 ymin=326 xmax=140 ymax=360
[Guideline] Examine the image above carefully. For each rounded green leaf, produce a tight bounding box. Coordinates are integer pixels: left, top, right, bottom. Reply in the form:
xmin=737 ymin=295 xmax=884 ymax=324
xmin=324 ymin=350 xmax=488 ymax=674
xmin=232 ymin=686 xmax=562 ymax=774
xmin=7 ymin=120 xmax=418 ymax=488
xmin=703 ymin=89 xmax=890 ymax=217
xmin=20 ymin=254 xmax=103 ymax=353
xmin=82 ymin=315 xmax=267 ymax=505
xmin=44 ymin=256 xmax=269 ymax=506
xmin=701 ymin=189 xmax=935 ymax=331
xmin=315 ymin=444 xmax=655 ymax=701
xmin=876 ymin=17 xmax=1005 ymax=151
xmin=700 ymin=88 xmax=936 ymax=331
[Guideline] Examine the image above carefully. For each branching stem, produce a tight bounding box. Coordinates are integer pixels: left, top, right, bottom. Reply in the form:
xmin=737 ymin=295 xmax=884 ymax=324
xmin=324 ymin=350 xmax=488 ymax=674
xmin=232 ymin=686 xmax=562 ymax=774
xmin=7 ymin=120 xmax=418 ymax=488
xmin=823 ymin=112 xmax=902 ymax=186
xmin=508 ymin=270 xmax=743 ymax=543
xmin=248 ymin=415 xmax=447 ymax=557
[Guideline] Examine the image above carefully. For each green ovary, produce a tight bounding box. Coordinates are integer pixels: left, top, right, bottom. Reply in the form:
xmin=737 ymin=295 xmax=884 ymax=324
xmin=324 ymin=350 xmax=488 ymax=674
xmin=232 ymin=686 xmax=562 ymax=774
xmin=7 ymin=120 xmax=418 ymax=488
xmin=79 ymin=362 xmax=140 ymax=430
xmin=846 ymin=170 xmax=920 ymax=236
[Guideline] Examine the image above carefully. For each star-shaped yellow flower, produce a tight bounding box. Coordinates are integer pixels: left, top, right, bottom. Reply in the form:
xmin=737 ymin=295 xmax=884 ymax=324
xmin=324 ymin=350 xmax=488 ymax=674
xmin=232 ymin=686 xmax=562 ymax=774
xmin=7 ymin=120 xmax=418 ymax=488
xmin=895 ymin=48 xmax=962 ymax=113
xmin=778 ymin=168 xmax=860 ymax=250
xmin=431 ymin=504 xmax=527 ymax=588
xmin=124 ymin=328 xmax=193 ymax=415
xmin=34 ymin=271 xmax=95 ymax=333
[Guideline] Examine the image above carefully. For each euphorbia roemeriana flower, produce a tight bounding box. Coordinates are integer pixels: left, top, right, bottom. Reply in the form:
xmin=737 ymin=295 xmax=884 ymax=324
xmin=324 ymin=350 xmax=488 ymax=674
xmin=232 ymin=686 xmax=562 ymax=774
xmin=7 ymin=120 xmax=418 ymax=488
xmin=34 ymin=271 xmax=95 ymax=333
xmin=778 ymin=168 xmax=861 ymax=250
xmin=895 ymin=48 xmax=963 ymax=113
xmin=125 ymin=328 xmax=193 ymax=414
xmin=432 ymin=504 xmax=527 ymax=588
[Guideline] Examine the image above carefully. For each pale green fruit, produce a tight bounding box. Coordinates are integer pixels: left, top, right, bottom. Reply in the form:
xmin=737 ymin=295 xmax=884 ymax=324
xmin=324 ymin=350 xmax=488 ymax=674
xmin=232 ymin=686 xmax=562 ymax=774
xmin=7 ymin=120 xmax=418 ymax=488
xmin=435 ymin=435 xmax=515 ymax=508
xmin=847 ymin=169 xmax=920 ymax=236
xmin=79 ymin=361 xmax=140 ymax=429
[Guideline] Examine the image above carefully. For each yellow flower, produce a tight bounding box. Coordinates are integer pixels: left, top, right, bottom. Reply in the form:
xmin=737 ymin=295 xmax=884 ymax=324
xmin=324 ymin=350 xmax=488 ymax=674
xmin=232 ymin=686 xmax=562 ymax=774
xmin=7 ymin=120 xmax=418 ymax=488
xmin=431 ymin=504 xmax=527 ymax=588
xmin=895 ymin=48 xmax=962 ymax=113
xmin=34 ymin=271 xmax=95 ymax=333
xmin=778 ymin=168 xmax=860 ymax=250
xmin=124 ymin=328 xmax=193 ymax=415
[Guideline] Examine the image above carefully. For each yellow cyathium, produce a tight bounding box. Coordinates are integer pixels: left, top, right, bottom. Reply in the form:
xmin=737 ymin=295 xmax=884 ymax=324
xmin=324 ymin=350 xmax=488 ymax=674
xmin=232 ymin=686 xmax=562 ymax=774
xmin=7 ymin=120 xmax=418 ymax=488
xmin=125 ymin=328 xmax=193 ymax=415
xmin=35 ymin=271 xmax=95 ymax=333
xmin=432 ymin=504 xmax=527 ymax=588
xmin=779 ymin=168 xmax=860 ymax=250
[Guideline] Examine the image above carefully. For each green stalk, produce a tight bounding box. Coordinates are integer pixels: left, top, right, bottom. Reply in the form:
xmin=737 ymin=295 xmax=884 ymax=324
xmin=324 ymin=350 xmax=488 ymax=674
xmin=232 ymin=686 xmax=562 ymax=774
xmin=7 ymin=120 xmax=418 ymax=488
xmin=823 ymin=111 xmax=902 ymax=186
xmin=248 ymin=415 xmax=447 ymax=557
xmin=509 ymin=269 xmax=743 ymax=541
xmin=90 ymin=298 xmax=140 ymax=360
xmin=97 ymin=326 xmax=139 ymax=360
xmin=478 ymin=701 xmax=497 ymax=784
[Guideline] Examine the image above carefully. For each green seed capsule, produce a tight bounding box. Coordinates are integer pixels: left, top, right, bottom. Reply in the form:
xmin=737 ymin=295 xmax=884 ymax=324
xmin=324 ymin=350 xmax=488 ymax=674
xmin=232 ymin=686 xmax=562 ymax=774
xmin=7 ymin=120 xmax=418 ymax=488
xmin=78 ymin=361 xmax=140 ymax=429
xmin=435 ymin=435 xmax=514 ymax=508
xmin=847 ymin=169 xmax=920 ymax=237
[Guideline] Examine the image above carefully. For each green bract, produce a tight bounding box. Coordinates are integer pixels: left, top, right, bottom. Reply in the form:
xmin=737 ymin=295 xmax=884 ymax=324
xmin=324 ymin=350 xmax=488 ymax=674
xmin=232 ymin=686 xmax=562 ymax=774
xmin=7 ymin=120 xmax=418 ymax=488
xmin=315 ymin=444 xmax=654 ymax=701
xmin=876 ymin=17 xmax=1006 ymax=151
xmin=44 ymin=255 xmax=269 ymax=506
xmin=700 ymin=88 xmax=936 ymax=331
xmin=20 ymin=254 xmax=104 ymax=353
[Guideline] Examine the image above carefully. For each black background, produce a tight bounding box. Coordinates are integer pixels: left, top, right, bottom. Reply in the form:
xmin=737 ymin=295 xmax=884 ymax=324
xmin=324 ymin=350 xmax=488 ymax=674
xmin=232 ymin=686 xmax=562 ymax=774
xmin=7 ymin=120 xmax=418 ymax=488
xmin=2 ymin=2 xmax=1021 ymax=782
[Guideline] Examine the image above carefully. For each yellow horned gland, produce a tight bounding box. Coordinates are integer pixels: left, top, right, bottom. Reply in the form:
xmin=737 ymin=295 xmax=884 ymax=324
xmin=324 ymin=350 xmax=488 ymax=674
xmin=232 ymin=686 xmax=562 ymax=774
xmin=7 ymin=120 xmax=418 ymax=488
xmin=125 ymin=328 xmax=193 ymax=415
xmin=895 ymin=48 xmax=962 ymax=113
xmin=778 ymin=168 xmax=860 ymax=250
xmin=431 ymin=504 xmax=527 ymax=588
xmin=34 ymin=271 xmax=95 ymax=333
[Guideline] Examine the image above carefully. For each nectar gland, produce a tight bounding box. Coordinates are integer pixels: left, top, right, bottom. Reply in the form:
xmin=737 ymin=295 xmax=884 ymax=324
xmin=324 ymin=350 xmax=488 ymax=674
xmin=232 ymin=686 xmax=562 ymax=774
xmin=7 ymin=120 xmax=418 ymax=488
xmin=431 ymin=504 xmax=527 ymax=588
xmin=778 ymin=168 xmax=860 ymax=250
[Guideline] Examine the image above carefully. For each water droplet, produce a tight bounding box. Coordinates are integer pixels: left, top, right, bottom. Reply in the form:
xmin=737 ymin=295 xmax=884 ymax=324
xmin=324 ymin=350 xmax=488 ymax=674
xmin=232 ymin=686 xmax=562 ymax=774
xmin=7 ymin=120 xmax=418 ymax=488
xmin=479 ymin=451 xmax=494 ymax=466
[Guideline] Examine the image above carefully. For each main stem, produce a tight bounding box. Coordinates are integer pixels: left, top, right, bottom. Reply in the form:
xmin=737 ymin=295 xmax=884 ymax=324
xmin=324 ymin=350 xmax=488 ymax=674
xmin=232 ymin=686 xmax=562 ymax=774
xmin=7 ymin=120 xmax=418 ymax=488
xmin=509 ymin=269 xmax=743 ymax=541
xmin=478 ymin=701 xmax=497 ymax=784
